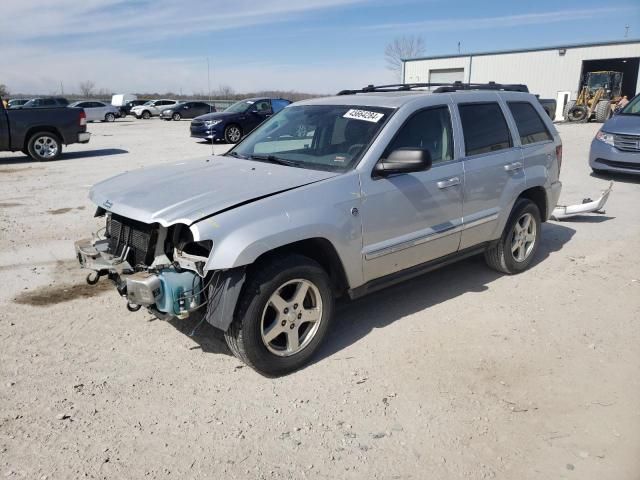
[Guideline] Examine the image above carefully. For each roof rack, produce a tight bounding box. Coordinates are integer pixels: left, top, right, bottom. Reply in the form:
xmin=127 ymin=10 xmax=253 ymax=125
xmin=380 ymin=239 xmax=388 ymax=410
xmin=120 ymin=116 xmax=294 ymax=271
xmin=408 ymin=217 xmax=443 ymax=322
xmin=336 ymin=81 xmax=529 ymax=96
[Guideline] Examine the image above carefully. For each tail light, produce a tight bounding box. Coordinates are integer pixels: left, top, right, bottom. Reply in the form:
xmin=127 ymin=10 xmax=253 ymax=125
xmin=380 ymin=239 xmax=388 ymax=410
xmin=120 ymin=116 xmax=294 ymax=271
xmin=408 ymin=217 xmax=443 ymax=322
xmin=79 ymin=110 xmax=87 ymax=126
xmin=555 ymin=144 xmax=563 ymax=174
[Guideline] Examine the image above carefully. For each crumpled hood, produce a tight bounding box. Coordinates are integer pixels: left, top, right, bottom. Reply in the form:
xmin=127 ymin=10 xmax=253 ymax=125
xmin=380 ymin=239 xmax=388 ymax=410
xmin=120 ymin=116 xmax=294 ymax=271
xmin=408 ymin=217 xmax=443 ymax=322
xmin=90 ymin=155 xmax=338 ymax=226
xmin=602 ymin=114 xmax=640 ymax=136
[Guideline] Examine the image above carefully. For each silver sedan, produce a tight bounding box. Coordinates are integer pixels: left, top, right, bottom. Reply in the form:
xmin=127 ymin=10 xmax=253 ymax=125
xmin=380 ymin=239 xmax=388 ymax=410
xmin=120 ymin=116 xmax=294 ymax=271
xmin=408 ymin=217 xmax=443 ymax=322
xmin=69 ymin=101 xmax=120 ymax=122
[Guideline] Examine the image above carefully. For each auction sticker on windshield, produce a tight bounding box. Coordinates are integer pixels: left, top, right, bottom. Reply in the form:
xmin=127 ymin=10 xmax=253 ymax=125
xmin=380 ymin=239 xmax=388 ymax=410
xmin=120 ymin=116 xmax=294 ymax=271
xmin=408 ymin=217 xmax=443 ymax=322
xmin=343 ymin=109 xmax=384 ymax=123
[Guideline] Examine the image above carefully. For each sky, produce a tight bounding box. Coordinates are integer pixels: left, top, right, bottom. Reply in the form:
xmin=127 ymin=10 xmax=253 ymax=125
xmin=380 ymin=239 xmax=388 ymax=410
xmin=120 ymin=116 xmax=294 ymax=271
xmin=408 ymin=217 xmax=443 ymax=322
xmin=1 ymin=0 xmax=639 ymax=95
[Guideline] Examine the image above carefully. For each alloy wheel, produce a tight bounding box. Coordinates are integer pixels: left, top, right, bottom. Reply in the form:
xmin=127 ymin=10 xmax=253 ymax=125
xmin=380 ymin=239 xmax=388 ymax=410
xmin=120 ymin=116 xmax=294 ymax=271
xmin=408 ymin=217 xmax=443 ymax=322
xmin=33 ymin=136 xmax=59 ymax=159
xmin=511 ymin=213 xmax=537 ymax=262
xmin=260 ymin=279 xmax=323 ymax=357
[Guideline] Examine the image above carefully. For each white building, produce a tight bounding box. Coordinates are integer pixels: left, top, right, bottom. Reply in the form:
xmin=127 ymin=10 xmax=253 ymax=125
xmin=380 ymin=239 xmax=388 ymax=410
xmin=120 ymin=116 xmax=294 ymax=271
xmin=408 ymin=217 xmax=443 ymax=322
xmin=403 ymin=39 xmax=640 ymax=119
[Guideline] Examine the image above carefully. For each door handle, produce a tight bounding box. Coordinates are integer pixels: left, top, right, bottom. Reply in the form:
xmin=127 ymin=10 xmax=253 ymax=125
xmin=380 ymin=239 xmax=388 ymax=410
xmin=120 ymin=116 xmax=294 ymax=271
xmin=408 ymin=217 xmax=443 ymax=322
xmin=504 ymin=162 xmax=523 ymax=172
xmin=437 ymin=177 xmax=460 ymax=189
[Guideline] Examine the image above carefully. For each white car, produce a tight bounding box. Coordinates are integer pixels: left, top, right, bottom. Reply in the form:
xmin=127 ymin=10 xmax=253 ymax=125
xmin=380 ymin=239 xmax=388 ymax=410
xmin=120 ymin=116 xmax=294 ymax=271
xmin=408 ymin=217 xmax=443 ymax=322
xmin=130 ymin=99 xmax=177 ymax=119
xmin=69 ymin=101 xmax=120 ymax=122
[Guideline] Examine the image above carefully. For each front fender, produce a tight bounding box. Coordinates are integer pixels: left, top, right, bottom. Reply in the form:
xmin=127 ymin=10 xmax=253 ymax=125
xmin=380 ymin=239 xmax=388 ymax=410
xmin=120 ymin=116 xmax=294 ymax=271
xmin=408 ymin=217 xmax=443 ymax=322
xmin=190 ymin=173 xmax=364 ymax=288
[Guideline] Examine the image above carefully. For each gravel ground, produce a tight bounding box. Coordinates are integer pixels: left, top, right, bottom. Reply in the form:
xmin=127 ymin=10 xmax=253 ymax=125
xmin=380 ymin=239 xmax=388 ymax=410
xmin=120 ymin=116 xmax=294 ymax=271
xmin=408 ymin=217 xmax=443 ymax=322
xmin=1 ymin=118 xmax=639 ymax=480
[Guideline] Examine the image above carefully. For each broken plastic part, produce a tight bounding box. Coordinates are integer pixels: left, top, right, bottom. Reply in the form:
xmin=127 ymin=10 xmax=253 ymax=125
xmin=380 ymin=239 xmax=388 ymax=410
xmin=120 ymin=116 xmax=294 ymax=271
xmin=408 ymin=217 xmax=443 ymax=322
xmin=551 ymin=182 xmax=613 ymax=220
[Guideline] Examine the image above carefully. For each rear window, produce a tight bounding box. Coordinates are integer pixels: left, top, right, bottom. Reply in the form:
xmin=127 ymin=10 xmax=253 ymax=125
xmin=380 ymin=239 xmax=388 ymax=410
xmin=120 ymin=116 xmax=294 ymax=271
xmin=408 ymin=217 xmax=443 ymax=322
xmin=508 ymin=102 xmax=552 ymax=145
xmin=459 ymin=102 xmax=512 ymax=156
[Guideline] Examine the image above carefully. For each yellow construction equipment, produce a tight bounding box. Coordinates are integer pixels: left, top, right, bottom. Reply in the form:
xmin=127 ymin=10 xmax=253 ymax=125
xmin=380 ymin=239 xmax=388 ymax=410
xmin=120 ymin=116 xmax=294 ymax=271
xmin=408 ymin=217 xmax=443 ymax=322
xmin=565 ymin=71 xmax=623 ymax=123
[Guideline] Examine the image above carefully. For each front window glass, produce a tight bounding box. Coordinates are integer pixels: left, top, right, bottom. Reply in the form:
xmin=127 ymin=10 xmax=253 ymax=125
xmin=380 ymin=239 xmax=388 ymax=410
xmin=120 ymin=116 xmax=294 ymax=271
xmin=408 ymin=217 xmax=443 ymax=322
xmin=621 ymin=95 xmax=640 ymax=115
xmin=143 ymin=101 xmax=154 ymax=106
xmin=230 ymin=105 xmax=393 ymax=172
xmin=225 ymin=100 xmax=255 ymax=113
xmin=586 ymin=73 xmax=611 ymax=90
xmin=385 ymin=106 xmax=454 ymax=165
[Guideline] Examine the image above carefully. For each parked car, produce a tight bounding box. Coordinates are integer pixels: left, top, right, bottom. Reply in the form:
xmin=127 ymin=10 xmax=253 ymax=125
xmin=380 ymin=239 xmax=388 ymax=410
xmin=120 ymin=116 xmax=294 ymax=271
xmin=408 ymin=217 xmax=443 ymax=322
xmin=0 ymin=96 xmax=89 ymax=161
xmin=118 ymin=100 xmax=148 ymax=118
xmin=69 ymin=100 xmax=121 ymax=122
xmin=8 ymin=99 xmax=29 ymax=108
xmin=190 ymin=98 xmax=291 ymax=143
xmin=74 ymin=82 xmax=562 ymax=376
xmin=590 ymin=93 xmax=640 ymax=175
xmin=159 ymin=101 xmax=215 ymax=121
xmin=130 ymin=99 xmax=177 ymax=119
xmin=21 ymin=97 xmax=69 ymax=108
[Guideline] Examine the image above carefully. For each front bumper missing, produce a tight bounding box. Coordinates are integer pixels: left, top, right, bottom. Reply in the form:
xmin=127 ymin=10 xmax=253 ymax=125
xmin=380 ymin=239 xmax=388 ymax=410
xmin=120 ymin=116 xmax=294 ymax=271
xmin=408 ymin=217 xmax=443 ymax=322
xmin=75 ymin=237 xmax=133 ymax=276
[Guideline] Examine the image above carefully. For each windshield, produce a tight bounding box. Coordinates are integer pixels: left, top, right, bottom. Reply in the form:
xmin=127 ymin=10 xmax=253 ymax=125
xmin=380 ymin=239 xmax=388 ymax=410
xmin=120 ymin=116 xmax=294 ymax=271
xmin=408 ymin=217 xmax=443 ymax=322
xmin=143 ymin=101 xmax=154 ymax=106
xmin=225 ymin=100 xmax=255 ymax=113
xmin=620 ymin=95 xmax=640 ymax=115
xmin=586 ymin=73 xmax=612 ymax=90
xmin=230 ymin=105 xmax=394 ymax=172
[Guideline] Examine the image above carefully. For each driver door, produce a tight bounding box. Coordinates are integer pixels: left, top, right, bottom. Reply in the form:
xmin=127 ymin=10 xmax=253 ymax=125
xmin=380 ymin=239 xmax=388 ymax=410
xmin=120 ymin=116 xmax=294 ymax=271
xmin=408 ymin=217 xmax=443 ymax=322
xmin=359 ymin=105 xmax=464 ymax=282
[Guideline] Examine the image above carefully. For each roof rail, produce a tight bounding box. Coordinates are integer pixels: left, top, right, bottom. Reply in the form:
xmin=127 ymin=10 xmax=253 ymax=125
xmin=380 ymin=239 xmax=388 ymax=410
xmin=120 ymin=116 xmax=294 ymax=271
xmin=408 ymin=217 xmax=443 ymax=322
xmin=336 ymin=81 xmax=529 ymax=95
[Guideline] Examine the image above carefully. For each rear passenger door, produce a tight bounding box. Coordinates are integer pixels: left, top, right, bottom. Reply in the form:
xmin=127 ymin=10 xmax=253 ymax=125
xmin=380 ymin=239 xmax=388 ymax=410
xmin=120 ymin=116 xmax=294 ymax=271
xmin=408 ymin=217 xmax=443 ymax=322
xmin=506 ymin=101 xmax=555 ymax=203
xmin=457 ymin=98 xmax=525 ymax=249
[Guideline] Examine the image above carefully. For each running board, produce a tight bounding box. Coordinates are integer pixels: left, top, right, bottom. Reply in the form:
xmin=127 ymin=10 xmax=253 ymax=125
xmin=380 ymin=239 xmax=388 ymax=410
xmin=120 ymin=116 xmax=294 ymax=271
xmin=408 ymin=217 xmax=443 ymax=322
xmin=348 ymin=244 xmax=489 ymax=300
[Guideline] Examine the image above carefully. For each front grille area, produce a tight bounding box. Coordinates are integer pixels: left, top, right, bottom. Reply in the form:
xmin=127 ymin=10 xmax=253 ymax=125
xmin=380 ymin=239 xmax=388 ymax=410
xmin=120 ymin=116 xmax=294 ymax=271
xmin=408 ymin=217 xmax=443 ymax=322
xmin=597 ymin=158 xmax=640 ymax=171
xmin=613 ymin=134 xmax=640 ymax=153
xmin=106 ymin=214 xmax=157 ymax=266
xmin=191 ymin=121 xmax=204 ymax=128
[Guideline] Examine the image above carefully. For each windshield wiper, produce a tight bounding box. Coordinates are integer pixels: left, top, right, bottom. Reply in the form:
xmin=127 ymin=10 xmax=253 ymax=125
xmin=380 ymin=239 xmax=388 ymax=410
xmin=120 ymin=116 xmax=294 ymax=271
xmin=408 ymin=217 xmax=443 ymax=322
xmin=249 ymin=154 xmax=299 ymax=167
xmin=225 ymin=151 xmax=248 ymax=159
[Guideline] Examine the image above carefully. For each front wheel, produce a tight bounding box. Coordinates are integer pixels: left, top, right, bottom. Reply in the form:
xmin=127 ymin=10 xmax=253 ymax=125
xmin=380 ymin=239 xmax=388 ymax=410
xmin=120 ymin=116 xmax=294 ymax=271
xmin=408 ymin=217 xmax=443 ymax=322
xmin=141 ymin=110 xmax=151 ymax=120
xmin=27 ymin=133 xmax=62 ymax=161
xmin=224 ymin=124 xmax=242 ymax=143
xmin=224 ymin=254 xmax=334 ymax=376
xmin=485 ymin=199 xmax=541 ymax=274
xmin=172 ymin=112 xmax=181 ymax=121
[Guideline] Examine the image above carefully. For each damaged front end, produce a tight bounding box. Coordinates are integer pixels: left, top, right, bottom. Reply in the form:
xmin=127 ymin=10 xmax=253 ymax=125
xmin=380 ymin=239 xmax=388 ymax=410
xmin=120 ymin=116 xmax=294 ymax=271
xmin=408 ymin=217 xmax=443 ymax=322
xmin=75 ymin=210 xmax=215 ymax=320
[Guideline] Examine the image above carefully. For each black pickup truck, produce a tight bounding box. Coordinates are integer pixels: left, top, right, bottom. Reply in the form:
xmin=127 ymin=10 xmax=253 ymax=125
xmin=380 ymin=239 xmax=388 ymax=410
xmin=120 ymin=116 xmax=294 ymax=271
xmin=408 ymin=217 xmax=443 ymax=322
xmin=0 ymin=99 xmax=90 ymax=161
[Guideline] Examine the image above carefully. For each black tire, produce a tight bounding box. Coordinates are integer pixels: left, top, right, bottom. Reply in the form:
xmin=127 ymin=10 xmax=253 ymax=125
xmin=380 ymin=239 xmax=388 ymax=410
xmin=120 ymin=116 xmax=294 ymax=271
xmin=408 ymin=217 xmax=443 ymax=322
xmin=562 ymin=100 xmax=576 ymax=120
xmin=224 ymin=254 xmax=334 ymax=376
xmin=567 ymin=105 xmax=588 ymax=122
xmin=594 ymin=100 xmax=612 ymax=123
xmin=224 ymin=124 xmax=242 ymax=144
xmin=104 ymin=112 xmax=116 ymax=122
xmin=26 ymin=132 xmax=62 ymax=161
xmin=141 ymin=110 xmax=151 ymax=120
xmin=484 ymin=199 xmax=541 ymax=275
xmin=172 ymin=112 xmax=181 ymax=121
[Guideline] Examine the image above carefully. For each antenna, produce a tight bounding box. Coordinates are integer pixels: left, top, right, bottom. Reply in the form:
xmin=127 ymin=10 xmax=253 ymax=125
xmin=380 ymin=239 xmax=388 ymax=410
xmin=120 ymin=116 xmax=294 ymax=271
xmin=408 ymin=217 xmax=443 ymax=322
xmin=457 ymin=41 xmax=461 ymax=53
xmin=207 ymin=57 xmax=214 ymax=156
xmin=624 ymin=25 xmax=630 ymax=38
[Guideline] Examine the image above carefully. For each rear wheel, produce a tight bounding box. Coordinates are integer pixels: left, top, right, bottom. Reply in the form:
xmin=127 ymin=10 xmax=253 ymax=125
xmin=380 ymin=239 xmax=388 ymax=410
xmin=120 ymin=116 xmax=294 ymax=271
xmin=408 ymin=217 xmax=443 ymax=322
xmin=27 ymin=132 xmax=62 ymax=161
xmin=172 ymin=112 xmax=181 ymax=121
xmin=224 ymin=254 xmax=334 ymax=376
xmin=594 ymin=100 xmax=612 ymax=123
xmin=104 ymin=112 xmax=116 ymax=122
xmin=141 ymin=110 xmax=151 ymax=120
xmin=224 ymin=124 xmax=242 ymax=143
xmin=485 ymin=199 xmax=541 ymax=275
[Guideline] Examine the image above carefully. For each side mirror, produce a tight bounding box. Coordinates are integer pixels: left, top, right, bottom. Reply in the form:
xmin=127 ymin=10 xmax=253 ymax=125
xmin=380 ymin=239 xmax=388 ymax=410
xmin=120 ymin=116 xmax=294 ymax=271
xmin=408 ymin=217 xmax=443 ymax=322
xmin=374 ymin=149 xmax=432 ymax=176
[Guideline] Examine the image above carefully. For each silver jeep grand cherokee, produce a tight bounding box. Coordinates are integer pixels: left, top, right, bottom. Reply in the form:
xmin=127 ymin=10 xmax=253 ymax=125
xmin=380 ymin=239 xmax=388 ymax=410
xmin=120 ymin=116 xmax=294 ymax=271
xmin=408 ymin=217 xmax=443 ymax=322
xmin=75 ymin=82 xmax=562 ymax=376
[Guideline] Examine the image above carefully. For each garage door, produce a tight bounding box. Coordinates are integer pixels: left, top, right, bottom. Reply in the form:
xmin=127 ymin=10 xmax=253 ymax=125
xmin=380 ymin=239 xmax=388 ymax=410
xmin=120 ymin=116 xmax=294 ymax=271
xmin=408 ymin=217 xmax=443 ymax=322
xmin=429 ymin=68 xmax=465 ymax=84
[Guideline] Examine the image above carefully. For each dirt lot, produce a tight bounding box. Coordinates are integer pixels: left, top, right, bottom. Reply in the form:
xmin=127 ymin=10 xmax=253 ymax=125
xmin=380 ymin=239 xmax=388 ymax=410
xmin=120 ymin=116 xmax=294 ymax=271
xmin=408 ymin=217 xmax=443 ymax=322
xmin=1 ymin=118 xmax=639 ymax=479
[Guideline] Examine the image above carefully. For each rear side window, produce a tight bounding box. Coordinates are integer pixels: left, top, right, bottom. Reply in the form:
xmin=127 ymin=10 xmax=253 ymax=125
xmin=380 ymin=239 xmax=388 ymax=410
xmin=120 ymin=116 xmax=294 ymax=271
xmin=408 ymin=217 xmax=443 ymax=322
xmin=459 ymin=102 xmax=512 ymax=156
xmin=385 ymin=106 xmax=454 ymax=165
xmin=272 ymin=99 xmax=290 ymax=113
xmin=508 ymin=102 xmax=553 ymax=145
